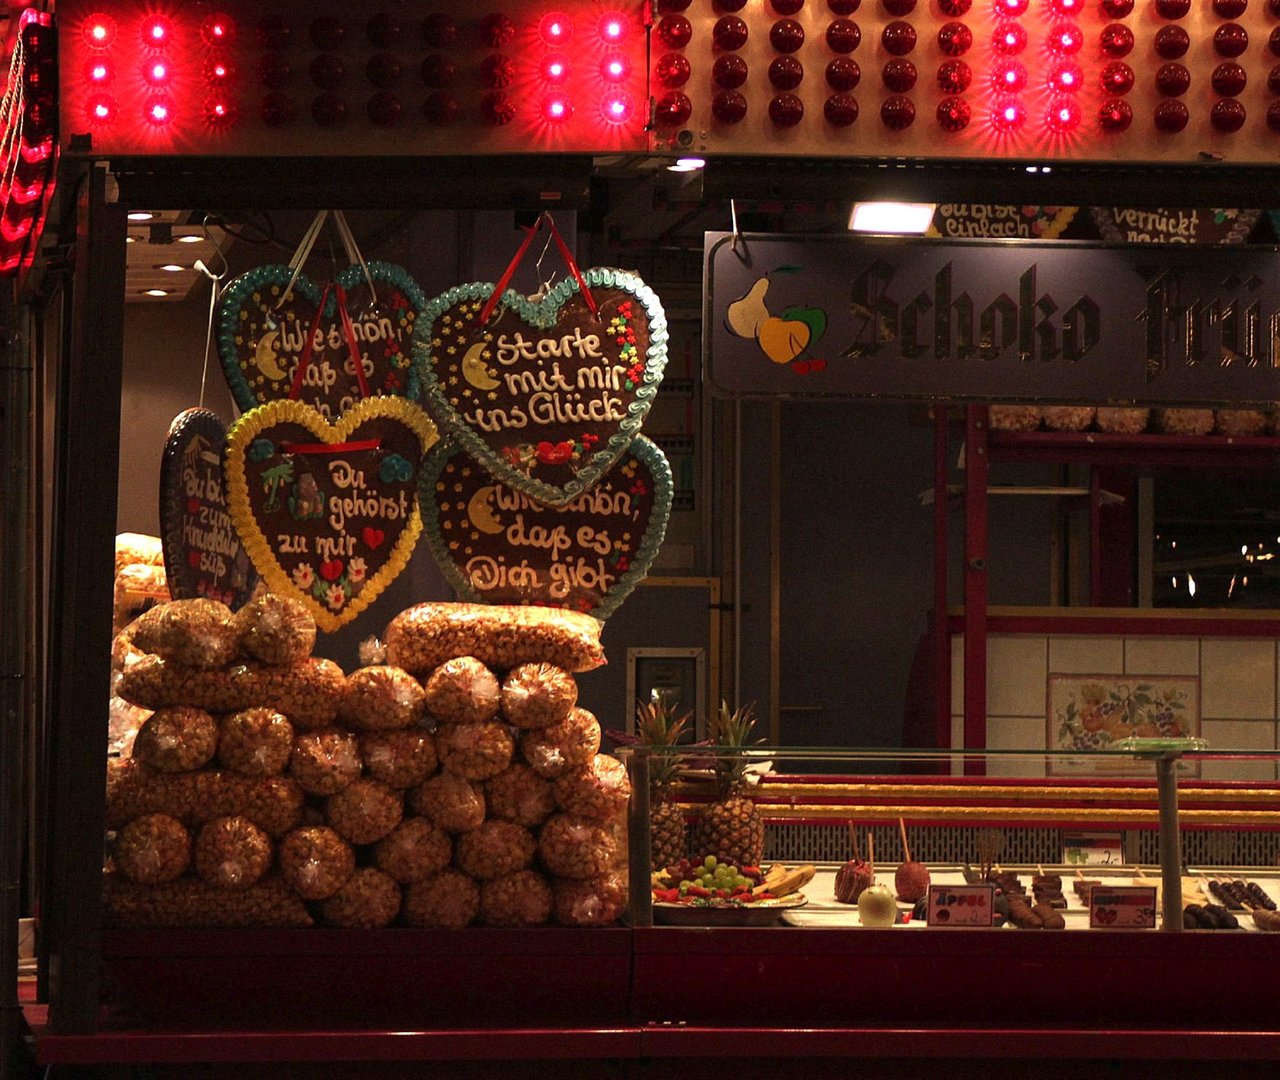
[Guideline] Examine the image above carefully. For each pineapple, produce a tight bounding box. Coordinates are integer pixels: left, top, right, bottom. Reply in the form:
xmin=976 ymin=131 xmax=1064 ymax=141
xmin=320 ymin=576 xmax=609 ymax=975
xmin=690 ymin=702 xmax=765 ymax=869
xmin=635 ymin=693 xmax=692 ymax=870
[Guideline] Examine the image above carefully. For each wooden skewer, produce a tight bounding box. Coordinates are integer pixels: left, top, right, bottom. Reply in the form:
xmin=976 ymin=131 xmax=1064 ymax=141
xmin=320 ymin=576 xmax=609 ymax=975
xmin=847 ymin=821 xmax=860 ymax=863
xmin=898 ymin=817 xmax=912 ymax=864
xmin=867 ymin=830 xmax=876 ymax=876
xmin=1074 ymin=867 xmax=1086 ymax=881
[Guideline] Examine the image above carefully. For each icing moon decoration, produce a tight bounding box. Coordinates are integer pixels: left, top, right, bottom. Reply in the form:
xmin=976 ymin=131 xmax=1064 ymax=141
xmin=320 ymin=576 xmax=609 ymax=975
xmin=224 ymin=396 xmax=438 ymax=632
xmin=413 ymin=267 xmax=667 ymax=507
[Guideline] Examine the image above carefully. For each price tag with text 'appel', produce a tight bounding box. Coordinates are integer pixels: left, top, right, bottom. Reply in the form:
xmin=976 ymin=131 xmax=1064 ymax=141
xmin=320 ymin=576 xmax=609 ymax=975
xmin=1090 ymin=887 xmax=1157 ymax=929
xmin=926 ymin=885 xmax=995 ymax=927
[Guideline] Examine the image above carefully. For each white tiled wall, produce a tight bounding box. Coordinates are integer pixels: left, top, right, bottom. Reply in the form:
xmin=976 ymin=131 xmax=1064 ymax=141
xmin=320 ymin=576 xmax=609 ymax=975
xmin=951 ymin=633 xmax=1280 ymax=780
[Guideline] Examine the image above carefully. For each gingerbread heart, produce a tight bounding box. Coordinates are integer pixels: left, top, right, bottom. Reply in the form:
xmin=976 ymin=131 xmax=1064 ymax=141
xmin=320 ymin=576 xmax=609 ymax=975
xmin=413 ymin=267 xmax=667 ymax=506
xmin=218 ymin=261 xmax=425 ymax=419
xmin=419 ymin=434 xmax=671 ymax=621
xmin=159 ymin=408 xmax=259 ymax=608
xmin=224 ymin=396 xmax=438 ymax=632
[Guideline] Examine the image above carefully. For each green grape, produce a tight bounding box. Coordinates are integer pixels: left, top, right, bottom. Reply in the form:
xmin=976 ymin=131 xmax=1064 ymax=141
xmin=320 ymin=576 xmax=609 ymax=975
xmin=704 ymin=855 xmax=717 ymax=869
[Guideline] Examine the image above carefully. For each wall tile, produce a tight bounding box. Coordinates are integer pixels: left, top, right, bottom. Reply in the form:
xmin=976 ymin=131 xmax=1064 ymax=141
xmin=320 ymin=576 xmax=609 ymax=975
xmin=987 ymin=636 xmax=1048 ymax=717
xmin=1048 ymin=636 xmax=1124 ymax=675
xmin=1199 ymin=719 xmax=1277 ymax=782
xmin=1124 ymin=637 xmax=1199 ymax=676
xmin=984 ymin=716 xmax=1048 ymax=778
xmin=1201 ymin=639 xmax=1275 ymax=720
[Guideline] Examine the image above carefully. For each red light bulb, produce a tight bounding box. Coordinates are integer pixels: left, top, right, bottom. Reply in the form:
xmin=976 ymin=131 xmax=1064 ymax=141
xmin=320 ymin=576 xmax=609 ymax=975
xmin=1153 ymin=100 xmax=1189 ymax=132
xmin=1100 ymin=61 xmax=1135 ymax=95
xmin=772 ymin=0 xmax=805 ymax=12
xmin=769 ymin=92 xmax=805 ymax=127
xmin=1049 ymin=23 xmax=1083 ymax=55
xmin=541 ymin=93 xmax=573 ymax=123
xmin=884 ymin=0 xmax=915 ymax=13
xmin=601 ymin=92 xmax=635 ymax=124
xmin=882 ymin=59 xmax=917 ymax=93
xmin=937 ymin=96 xmax=971 ymax=131
xmin=1213 ymin=0 xmax=1247 ymax=17
xmin=991 ymin=60 xmax=1027 ymax=92
xmin=480 ymin=91 xmax=515 ymax=126
xmin=1212 ymin=62 xmax=1247 ymax=96
xmin=654 ymin=91 xmax=693 ymax=126
xmin=824 ymin=93 xmax=859 ymax=127
xmin=939 ymin=0 xmax=970 ymax=13
xmin=1045 ymin=96 xmax=1080 ymax=133
xmin=1101 ymin=0 xmax=1133 ymax=15
xmin=771 ymin=19 xmax=806 ymax=53
xmin=1155 ymin=63 xmax=1191 ymax=96
xmin=83 ymin=14 xmax=117 ymax=49
xmin=713 ymin=16 xmax=749 ymax=50
xmin=712 ymin=90 xmax=748 ymax=123
xmin=881 ymin=21 xmax=916 ymax=56
xmin=1214 ymin=24 xmax=1248 ymax=58
xmin=658 ymin=16 xmax=692 ymax=49
xmin=204 ymin=58 xmax=235 ymax=84
xmin=204 ymin=95 xmax=238 ymax=126
xmin=86 ymin=93 xmax=117 ymax=124
xmin=142 ymin=17 xmax=172 ymax=48
xmin=993 ymin=22 xmax=1027 ymax=55
xmin=1100 ymin=24 xmax=1134 ymax=57
xmin=539 ymin=13 xmax=574 ymax=46
xmin=600 ymin=55 xmax=630 ymax=82
xmin=769 ymin=56 xmax=805 ymax=90
xmin=826 ymin=19 xmax=861 ymax=54
xmin=85 ymin=58 xmax=114 ymax=85
xmin=991 ymin=96 xmax=1026 ymax=132
xmin=543 ymin=55 xmax=571 ymax=84
xmin=1098 ymin=99 xmax=1132 ymax=132
xmin=1267 ymin=101 xmax=1280 ymax=133
xmin=713 ymin=55 xmax=749 ymax=88
xmin=657 ymin=53 xmax=692 ymax=88
xmin=1272 ymin=27 xmax=1280 ymax=58
xmin=938 ymin=23 xmax=973 ymax=57
xmin=261 ymin=93 xmax=298 ymax=127
xmin=829 ymin=0 xmax=861 ymax=11
xmin=1155 ymin=26 xmax=1190 ymax=59
xmin=423 ymin=92 xmax=458 ymax=125
xmin=1269 ymin=64 xmax=1280 ymax=95
xmin=1050 ymin=0 xmax=1081 ymax=12
xmin=420 ymin=55 xmax=456 ymax=89
xmin=1049 ymin=62 xmax=1082 ymax=93
xmin=994 ymin=0 xmax=1028 ymax=14
xmin=202 ymin=14 xmax=236 ymax=47
xmin=881 ymin=96 xmax=915 ymax=130
xmin=1211 ymin=98 xmax=1246 ymax=133
xmin=143 ymin=59 xmax=172 ymax=87
xmin=598 ymin=12 xmax=629 ymax=42
xmin=825 ymin=57 xmax=860 ymax=91
xmin=144 ymin=96 xmax=174 ymax=125
xmin=1155 ymin=0 xmax=1191 ymax=16
xmin=937 ymin=60 xmax=972 ymax=94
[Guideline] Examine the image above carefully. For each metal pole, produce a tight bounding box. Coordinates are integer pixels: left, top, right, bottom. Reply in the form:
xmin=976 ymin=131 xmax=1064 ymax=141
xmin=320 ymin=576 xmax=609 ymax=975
xmin=1156 ymin=752 xmax=1183 ymax=933
xmin=626 ymin=750 xmax=652 ymax=928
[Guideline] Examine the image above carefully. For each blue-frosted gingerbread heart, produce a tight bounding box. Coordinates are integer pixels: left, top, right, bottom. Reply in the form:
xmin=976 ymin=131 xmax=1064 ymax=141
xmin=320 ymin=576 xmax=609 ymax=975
xmin=412 ymin=267 xmax=667 ymax=506
xmin=217 ymin=261 xmax=425 ymax=419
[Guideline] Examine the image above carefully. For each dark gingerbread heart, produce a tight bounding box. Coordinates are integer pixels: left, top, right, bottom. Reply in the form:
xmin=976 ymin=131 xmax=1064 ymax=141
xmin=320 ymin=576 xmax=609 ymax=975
xmin=158 ymin=408 xmax=259 ymax=608
xmin=218 ymin=261 xmax=425 ymax=419
xmin=224 ymin=397 xmax=438 ymax=632
xmin=413 ymin=267 xmax=667 ymax=506
xmin=419 ymin=434 xmax=672 ymax=621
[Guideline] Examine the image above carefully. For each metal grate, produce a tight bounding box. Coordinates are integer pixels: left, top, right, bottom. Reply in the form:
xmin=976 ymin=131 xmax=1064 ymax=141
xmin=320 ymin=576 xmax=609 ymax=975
xmin=759 ymin=822 xmax=1280 ymax=870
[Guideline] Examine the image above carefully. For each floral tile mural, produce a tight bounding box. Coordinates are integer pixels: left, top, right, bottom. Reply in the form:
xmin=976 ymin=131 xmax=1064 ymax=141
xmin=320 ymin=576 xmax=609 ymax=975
xmin=1047 ymin=674 xmax=1200 ymax=776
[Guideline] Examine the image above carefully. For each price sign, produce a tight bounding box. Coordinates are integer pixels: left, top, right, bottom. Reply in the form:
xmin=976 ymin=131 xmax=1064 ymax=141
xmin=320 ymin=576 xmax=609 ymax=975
xmin=1089 ymin=887 xmax=1157 ymax=929
xmin=1063 ymin=832 xmax=1124 ymax=867
xmin=926 ymin=885 xmax=995 ymax=928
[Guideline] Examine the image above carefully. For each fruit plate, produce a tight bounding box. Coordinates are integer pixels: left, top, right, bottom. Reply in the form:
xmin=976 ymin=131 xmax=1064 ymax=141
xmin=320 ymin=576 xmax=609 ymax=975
xmin=651 ymin=894 xmax=807 ymax=927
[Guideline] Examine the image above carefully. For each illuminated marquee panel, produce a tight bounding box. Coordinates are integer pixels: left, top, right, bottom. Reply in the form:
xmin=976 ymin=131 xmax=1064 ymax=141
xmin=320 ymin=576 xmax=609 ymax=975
xmin=58 ymin=1 xmax=648 ymax=156
xmin=653 ymin=0 xmax=1280 ymax=164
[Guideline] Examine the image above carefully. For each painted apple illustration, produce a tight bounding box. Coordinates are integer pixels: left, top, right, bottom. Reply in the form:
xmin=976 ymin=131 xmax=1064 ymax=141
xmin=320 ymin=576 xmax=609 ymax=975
xmin=726 ymin=275 xmax=827 ymax=370
xmin=757 ymin=315 xmax=811 ymax=364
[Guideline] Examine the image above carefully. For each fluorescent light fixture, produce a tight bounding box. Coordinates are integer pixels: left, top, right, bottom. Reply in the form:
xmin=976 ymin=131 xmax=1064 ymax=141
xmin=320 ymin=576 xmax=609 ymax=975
xmin=157 ymin=263 xmax=185 ymax=272
xmin=127 ymin=211 xmax=154 ymax=221
xmin=142 ymin=288 xmax=170 ymax=296
xmin=175 ymin=234 xmax=203 ymax=243
xmin=667 ymin=156 xmax=705 ymax=172
xmin=848 ymin=201 xmax=936 ymax=234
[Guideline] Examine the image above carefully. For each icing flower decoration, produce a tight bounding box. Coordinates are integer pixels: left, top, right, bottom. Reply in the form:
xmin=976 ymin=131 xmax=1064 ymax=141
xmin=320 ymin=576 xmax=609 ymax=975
xmin=348 ymin=557 xmax=367 ymax=582
xmin=247 ymin=438 xmax=276 ymax=463
xmin=326 ymin=584 xmax=346 ymax=611
xmin=380 ymin=453 xmax=414 ymax=483
xmin=292 ymin=564 xmax=315 ymax=589
xmin=629 ymin=479 xmax=648 ymax=496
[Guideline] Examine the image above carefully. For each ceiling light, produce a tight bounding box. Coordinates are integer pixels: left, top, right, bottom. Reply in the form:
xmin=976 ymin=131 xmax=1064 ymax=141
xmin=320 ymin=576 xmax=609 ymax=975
xmin=848 ymin=201 xmax=936 ymax=233
xmin=175 ymin=234 xmax=203 ymax=243
xmin=128 ymin=211 xmax=154 ymax=221
xmin=667 ymin=156 xmax=705 ymax=172
xmin=142 ymin=288 xmax=170 ymax=296
xmin=157 ymin=263 xmax=185 ymax=271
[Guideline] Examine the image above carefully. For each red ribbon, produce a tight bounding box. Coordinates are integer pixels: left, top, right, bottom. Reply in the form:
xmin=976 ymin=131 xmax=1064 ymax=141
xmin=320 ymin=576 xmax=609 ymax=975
xmin=475 ymin=212 xmax=598 ymax=327
xmin=287 ymin=282 xmax=373 ymax=403
xmin=279 ymin=438 xmax=380 ymax=455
